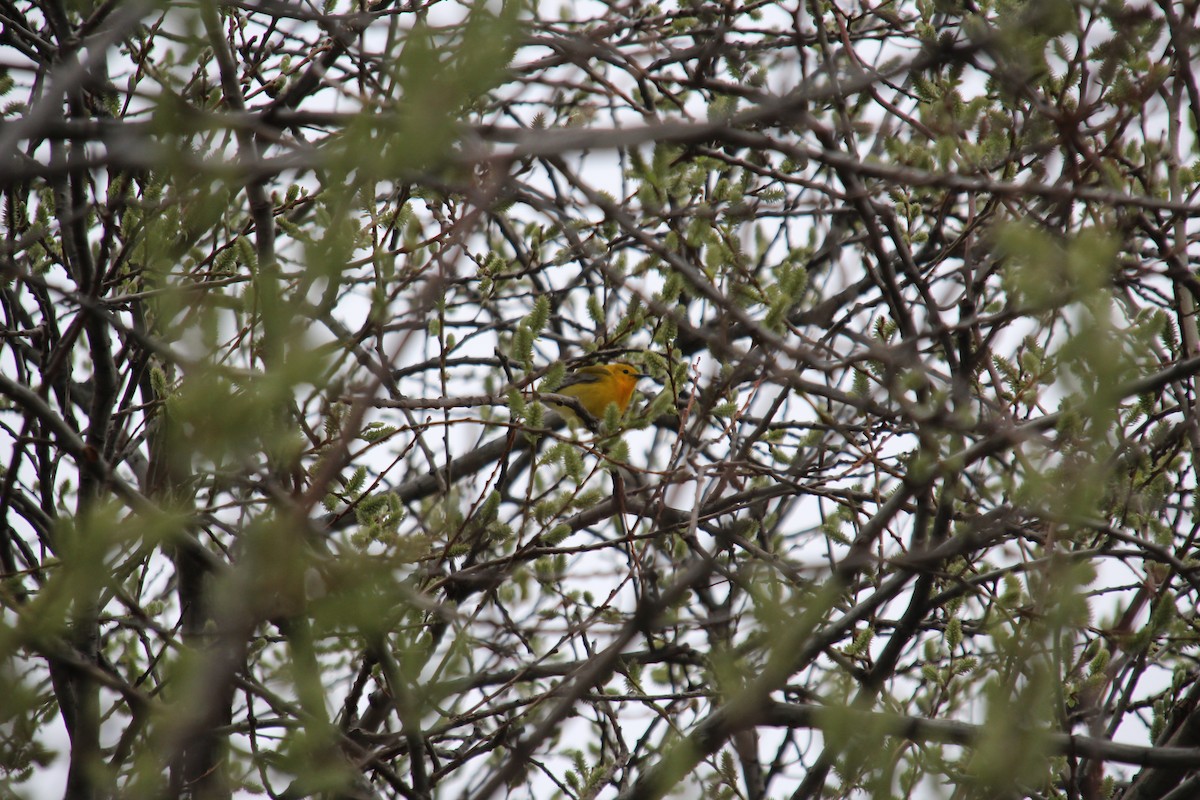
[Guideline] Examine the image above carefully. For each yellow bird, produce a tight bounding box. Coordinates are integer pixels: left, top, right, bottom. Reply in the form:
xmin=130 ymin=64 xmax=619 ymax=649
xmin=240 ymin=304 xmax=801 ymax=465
xmin=547 ymin=362 xmax=649 ymax=422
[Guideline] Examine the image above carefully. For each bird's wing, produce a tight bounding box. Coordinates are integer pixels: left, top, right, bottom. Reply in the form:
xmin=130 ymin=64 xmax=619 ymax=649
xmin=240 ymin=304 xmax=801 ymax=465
xmin=555 ymin=368 xmax=606 ymax=391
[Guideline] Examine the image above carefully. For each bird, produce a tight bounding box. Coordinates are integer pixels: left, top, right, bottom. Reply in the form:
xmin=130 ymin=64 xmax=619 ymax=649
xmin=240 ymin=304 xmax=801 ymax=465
xmin=546 ymin=362 xmax=649 ymax=423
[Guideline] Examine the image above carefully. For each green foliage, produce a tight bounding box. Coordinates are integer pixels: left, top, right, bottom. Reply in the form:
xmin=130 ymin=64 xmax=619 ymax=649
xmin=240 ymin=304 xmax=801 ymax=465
xmin=843 ymin=625 xmax=874 ymax=658
xmin=358 ymin=422 xmax=398 ymax=443
xmin=0 ymin=680 xmax=54 ymax=782
xmin=999 ymin=224 xmax=1120 ymax=311
xmin=266 ymin=724 xmax=359 ymax=796
xmin=350 ymin=4 xmax=522 ymax=174
xmin=512 ymin=324 xmax=534 ymax=364
xmin=964 ymin=678 xmax=1055 ymax=795
xmin=4 ymin=1 xmax=1200 ymax=798
xmin=526 ymin=294 xmax=550 ymax=334
xmin=945 ymin=616 xmax=963 ymax=650
xmin=586 ymin=294 xmax=605 ymax=328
